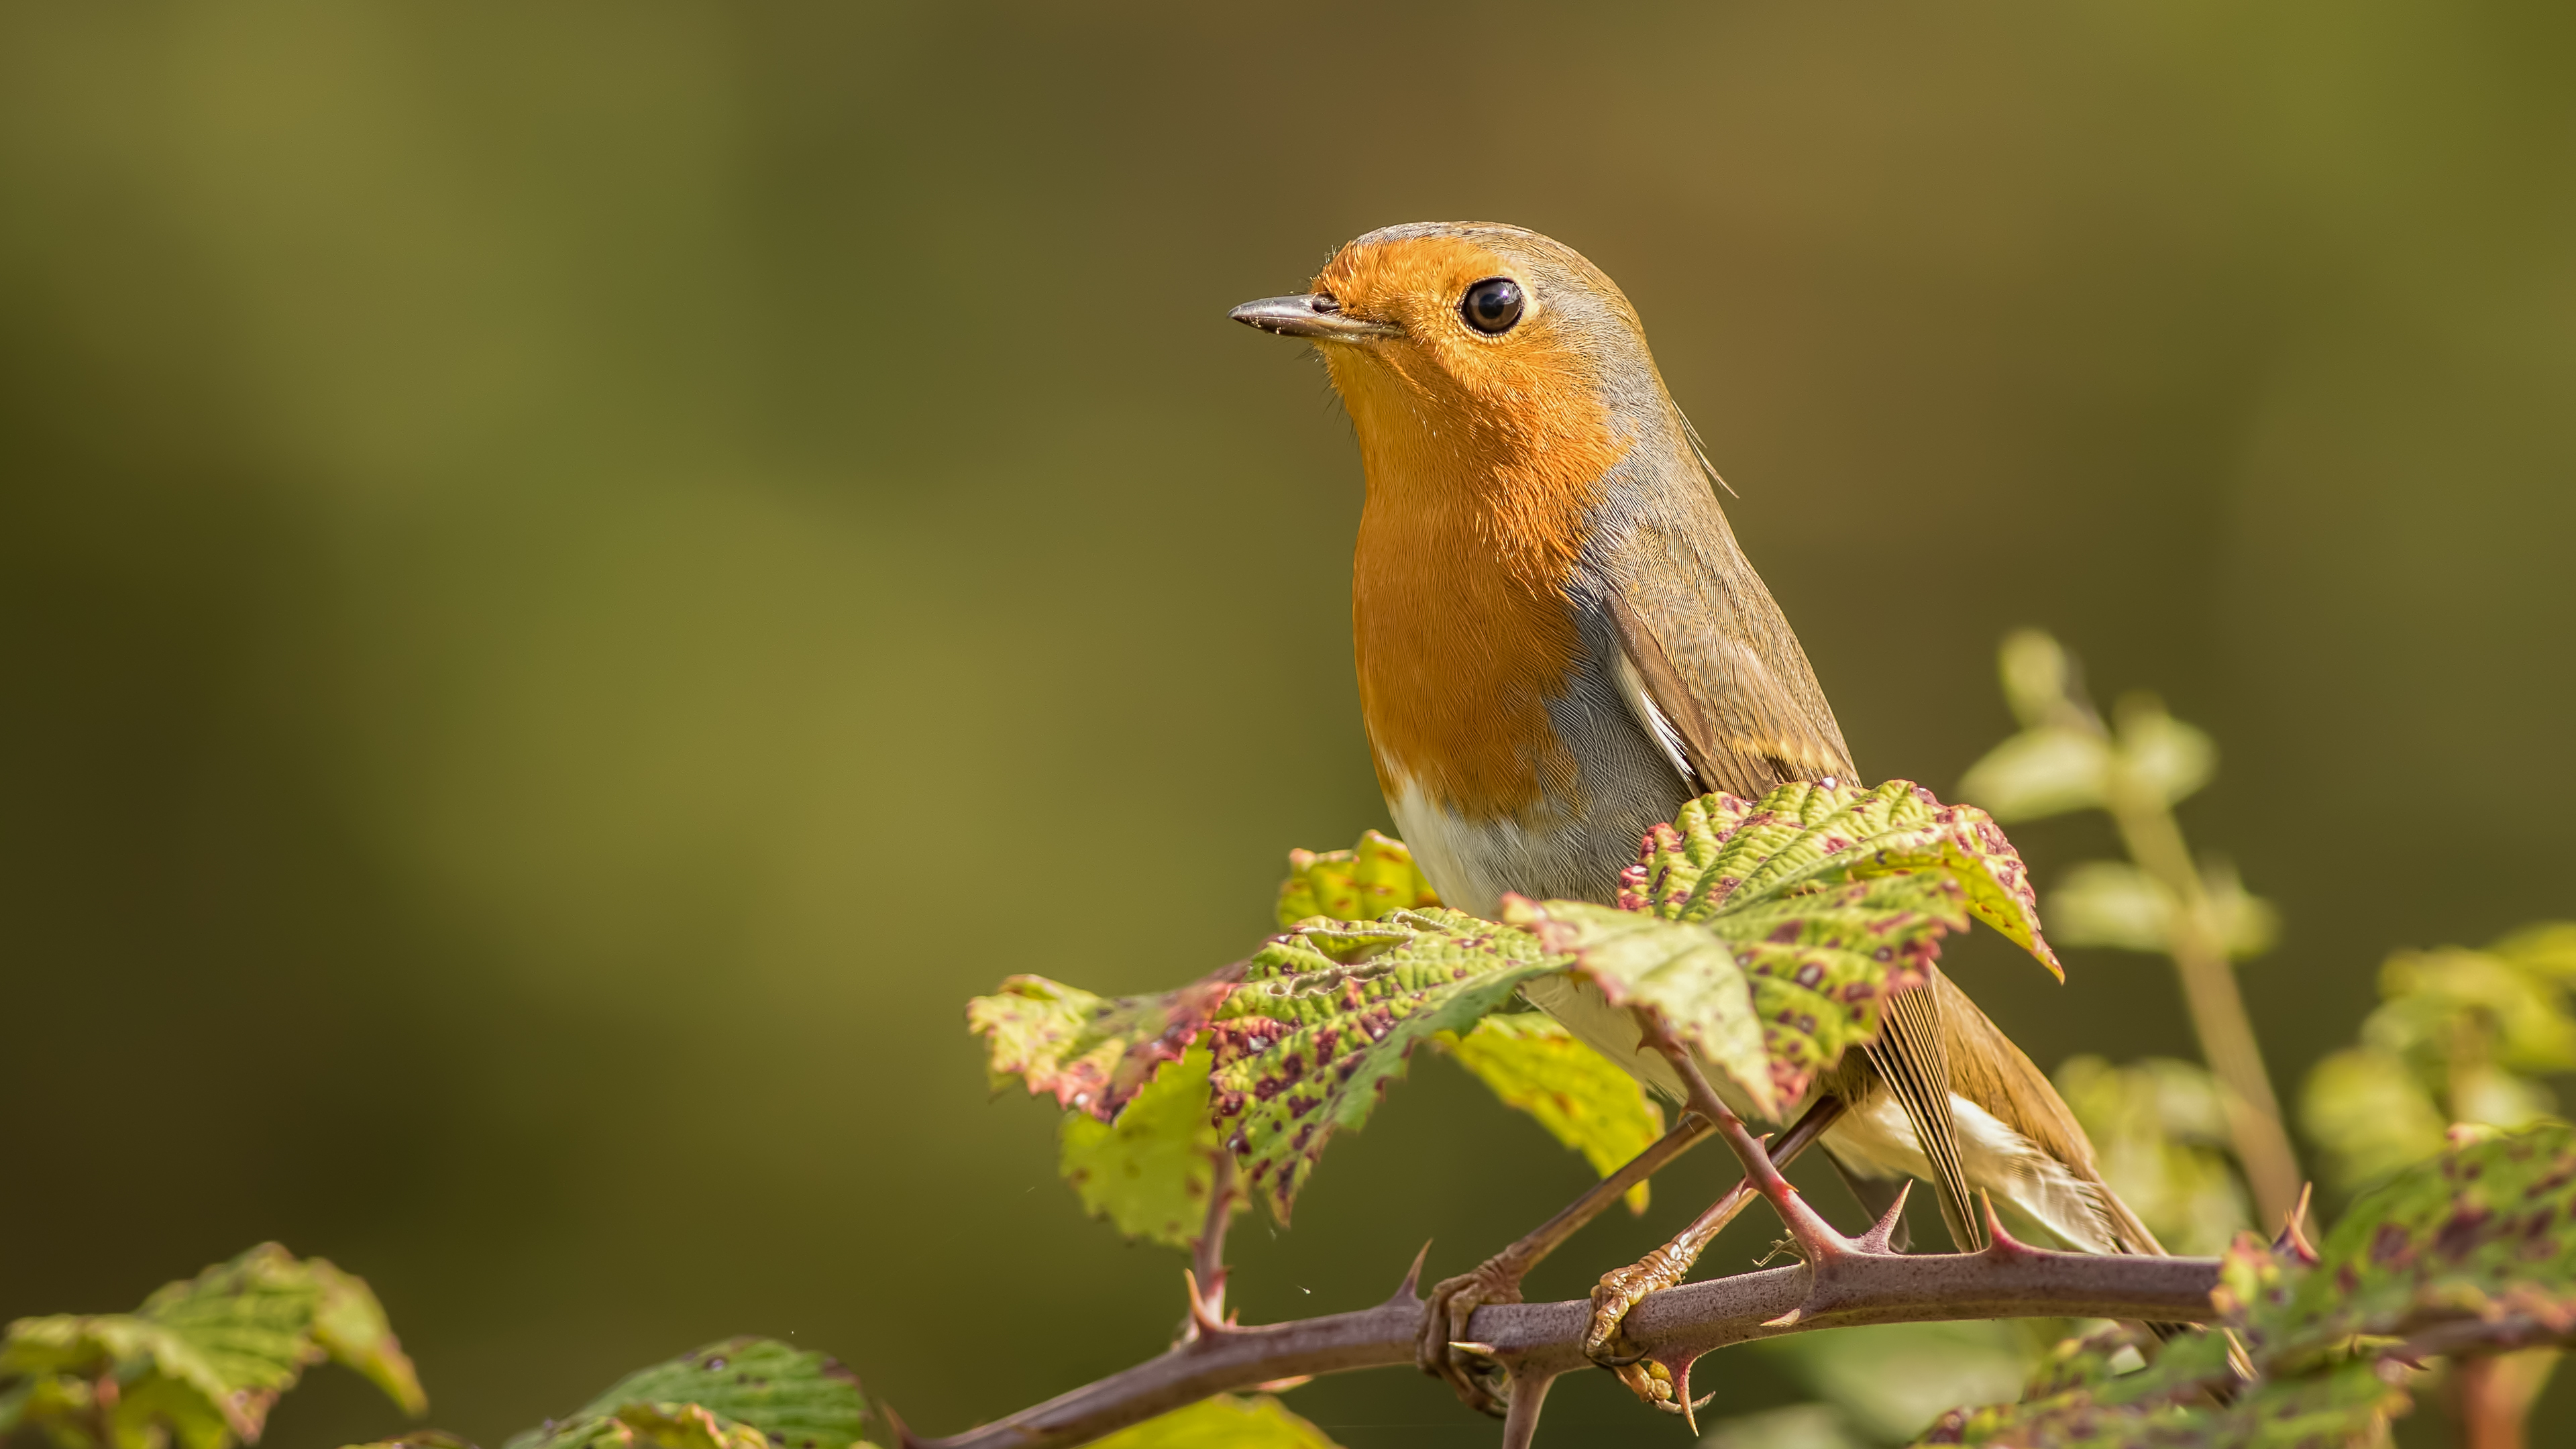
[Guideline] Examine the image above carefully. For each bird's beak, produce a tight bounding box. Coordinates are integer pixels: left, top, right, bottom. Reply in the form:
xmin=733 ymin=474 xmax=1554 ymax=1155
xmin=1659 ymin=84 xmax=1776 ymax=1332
xmin=1228 ymin=294 xmax=1401 ymax=341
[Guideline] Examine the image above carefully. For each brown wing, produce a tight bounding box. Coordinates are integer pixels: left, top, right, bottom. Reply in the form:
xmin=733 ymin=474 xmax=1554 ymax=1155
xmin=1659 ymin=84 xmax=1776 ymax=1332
xmin=1599 ymin=492 xmax=1855 ymax=797
xmin=1936 ymin=972 xmax=2167 ymax=1256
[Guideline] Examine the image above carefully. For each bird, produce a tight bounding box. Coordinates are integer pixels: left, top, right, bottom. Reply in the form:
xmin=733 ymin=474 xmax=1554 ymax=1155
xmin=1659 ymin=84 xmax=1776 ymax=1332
xmin=1230 ymin=222 xmax=2163 ymax=1413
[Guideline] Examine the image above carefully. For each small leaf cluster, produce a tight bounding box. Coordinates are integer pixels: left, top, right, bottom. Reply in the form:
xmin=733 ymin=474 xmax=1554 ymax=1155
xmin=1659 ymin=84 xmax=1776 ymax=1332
xmin=1919 ymin=1122 xmax=2576 ymax=1446
xmin=2303 ymin=924 xmax=2576 ymax=1192
xmin=1959 ymin=630 xmax=2275 ymax=961
xmin=0 ymin=1244 xmax=422 ymax=1449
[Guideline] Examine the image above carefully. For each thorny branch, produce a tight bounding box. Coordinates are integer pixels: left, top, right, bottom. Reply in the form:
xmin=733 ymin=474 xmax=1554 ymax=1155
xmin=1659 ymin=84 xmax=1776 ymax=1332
xmin=899 ymin=1235 xmax=2224 ymax=1449
xmin=906 ymin=1030 xmax=2227 ymax=1449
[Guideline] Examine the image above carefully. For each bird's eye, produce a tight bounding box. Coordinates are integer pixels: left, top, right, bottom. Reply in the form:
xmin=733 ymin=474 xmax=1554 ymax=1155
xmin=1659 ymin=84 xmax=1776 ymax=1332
xmin=1460 ymin=277 xmax=1524 ymax=335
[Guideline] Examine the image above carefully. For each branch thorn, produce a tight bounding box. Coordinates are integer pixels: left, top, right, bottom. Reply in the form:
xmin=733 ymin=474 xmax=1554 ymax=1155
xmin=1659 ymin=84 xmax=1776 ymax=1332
xmin=2273 ymin=1183 xmax=2319 ymax=1265
xmin=1183 ymin=1268 xmax=1234 ymax=1342
xmin=1654 ymin=1351 xmax=1713 ymax=1436
xmin=1761 ymin=1306 xmax=1803 ymax=1328
xmin=1447 ymin=1340 xmax=1498 ymax=1358
xmin=1856 ymin=1180 xmax=1913 ymax=1254
xmin=1976 ymin=1191 xmax=2037 ymax=1261
xmin=1388 ymin=1238 xmax=1432 ymax=1306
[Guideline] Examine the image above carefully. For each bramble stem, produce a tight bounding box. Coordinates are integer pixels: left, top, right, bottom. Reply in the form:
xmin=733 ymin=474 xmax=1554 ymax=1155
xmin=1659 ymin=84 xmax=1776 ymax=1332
xmin=1187 ymin=1151 xmax=1238 ymax=1331
xmin=2102 ymin=756 xmax=2306 ymax=1231
xmin=901 ymin=1240 xmax=2222 ymax=1449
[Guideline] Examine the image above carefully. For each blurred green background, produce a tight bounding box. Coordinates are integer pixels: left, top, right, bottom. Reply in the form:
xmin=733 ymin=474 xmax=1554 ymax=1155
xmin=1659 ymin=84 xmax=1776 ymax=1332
xmin=3 ymin=2 xmax=2570 ymax=1445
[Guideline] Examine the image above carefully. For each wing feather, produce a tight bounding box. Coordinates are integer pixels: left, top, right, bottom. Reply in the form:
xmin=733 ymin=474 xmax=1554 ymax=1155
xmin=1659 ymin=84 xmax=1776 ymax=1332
xmin=1599 ymin=494 xmax=1854 ymax=796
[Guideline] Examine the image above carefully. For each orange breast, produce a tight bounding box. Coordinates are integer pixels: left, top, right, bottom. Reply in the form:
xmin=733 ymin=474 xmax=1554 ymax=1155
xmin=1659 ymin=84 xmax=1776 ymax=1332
xmin=1329 ymin=335 xmax=1627 ymax=823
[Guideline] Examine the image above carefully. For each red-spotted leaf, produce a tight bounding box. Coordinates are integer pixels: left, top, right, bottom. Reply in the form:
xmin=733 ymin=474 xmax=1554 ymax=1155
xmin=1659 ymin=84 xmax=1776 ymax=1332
xmin=967 ymin=967 xmax=1240 ymax=1121
xmin=1916 ymin=1123 xmax=2576 ymax=1447
xmin=1276 ymin=830 xmax=1439 ymax=928
xmin=1623 ymin=779 xmax=2060 ymax=981
xmin=1515 ymin=862 xmax=1958 ymax=1118
xmin=2262 ymin=1122 xmax=2576 ymax=1361
xmin=1208 ymin=909 xmax=1568 ymax=1222
xmin=1505 ymin=898 xmax=1780 ymax=1117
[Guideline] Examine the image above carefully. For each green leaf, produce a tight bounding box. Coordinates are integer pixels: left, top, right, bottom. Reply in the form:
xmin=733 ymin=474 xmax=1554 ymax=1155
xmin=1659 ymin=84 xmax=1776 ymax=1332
xmin=1208 ymin=909 xmax=1566 ymax=1222
xmin=339 ymin=1435 xmax=478 ymax=1449
xmin=2301 ymin=1046 xmax=2451 ymax=1191
xmin=2041 ymin=861 xmax=2169 ymax=953
xmin=2045 ymin=860 xmax=2273 ymax=961
xmin=310 ymin=1260 xmax=428 ymax=1417
xmin=1086 ymin=1394 xmax=1340 ymax=1448
xmin=1957 ymin=726 xmax=2108 ymax=823
xmin=1996 ymin=629 xmax=2088 ymax=733
xmin=1919 ymin=1124 xmax=2576 ymax=1446
xmin=1059 ymin=1046 xmax=1234 ymax=1250
xmin=1436 ymin=1014 xmax=1664 ymax=1213
xmin=2055 ymin=1056 xmax=2250 ymax=1256
xmin=2108 ymin=696 xmax=2214 ymax=808
xmin=967 ymin=967 xmax=1241 ymax=1121
xmin=501 ymin=1339 xmax=875 ymax=1449
xmin=1276 ymin=830 xmax=1438 ymax=928
xmin=0 ymin=1244 xmax=423 ymax=1449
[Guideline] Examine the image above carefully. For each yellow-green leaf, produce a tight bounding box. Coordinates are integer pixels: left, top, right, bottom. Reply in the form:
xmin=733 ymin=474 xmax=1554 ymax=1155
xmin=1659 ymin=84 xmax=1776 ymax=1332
xmin=1438 ymin=1014 xmax=1663 ymax=1213
xmin=1958 ymin=727 xmax=2108 ymax=823
xmin=1275 ymin=830 xmax=1437 ymax=928
xmin=1059 ymin=1047 xmax=1235 ymax=1250
xmin=0 ymin=1244 xmax=423 ymax=1449
xmin=1089 ymin=1395 xmax=1340 ymax=1449
xmin=2300 ymin=1046 xmax=2450 ymax=1191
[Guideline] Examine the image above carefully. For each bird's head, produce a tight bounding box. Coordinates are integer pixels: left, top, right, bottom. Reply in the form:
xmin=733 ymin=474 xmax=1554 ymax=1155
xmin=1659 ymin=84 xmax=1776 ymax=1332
xmin=1231 ymin=223 xmax=1684 ymax=521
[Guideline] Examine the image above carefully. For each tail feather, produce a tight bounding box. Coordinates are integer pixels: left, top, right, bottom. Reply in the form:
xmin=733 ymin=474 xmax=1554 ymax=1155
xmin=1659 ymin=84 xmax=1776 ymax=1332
xmin=1934 ymin=971 xmax=2165 ymax=1257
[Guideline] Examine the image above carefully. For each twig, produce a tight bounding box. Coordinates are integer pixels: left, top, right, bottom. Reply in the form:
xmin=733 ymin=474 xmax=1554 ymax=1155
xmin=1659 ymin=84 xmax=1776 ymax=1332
xmin=1185 ymin=1150 xmax=1238 ymax=1333
xmin=2100 ymin=720 xmax=2307 ymax=1232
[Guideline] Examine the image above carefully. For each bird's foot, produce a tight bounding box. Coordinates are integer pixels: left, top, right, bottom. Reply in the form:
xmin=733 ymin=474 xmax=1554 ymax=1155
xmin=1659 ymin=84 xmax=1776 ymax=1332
xmin=1582 ymin=1209 xmax=1727 ymax=1426
xmin=1417 ymin=1255 xmax=1527 ymax=1417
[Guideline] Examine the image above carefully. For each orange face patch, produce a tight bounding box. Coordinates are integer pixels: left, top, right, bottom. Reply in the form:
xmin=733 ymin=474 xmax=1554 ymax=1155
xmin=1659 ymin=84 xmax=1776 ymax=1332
xmin=1310 ymin=234 xmax=1630 ymax=822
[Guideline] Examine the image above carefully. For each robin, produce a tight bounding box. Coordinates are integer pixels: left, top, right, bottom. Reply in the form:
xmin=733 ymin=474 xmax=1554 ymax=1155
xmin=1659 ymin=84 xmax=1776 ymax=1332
xmin=1231 ymin=223 xmax=2163 ymax=1415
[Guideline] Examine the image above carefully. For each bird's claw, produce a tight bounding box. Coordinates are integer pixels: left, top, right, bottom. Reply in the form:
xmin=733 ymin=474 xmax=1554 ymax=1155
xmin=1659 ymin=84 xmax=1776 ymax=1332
xmin=1416 ymin=1258 xmax=1525 ymax=1417
xmin=1584 ymin=1240 xmax=1693 ymax=1362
